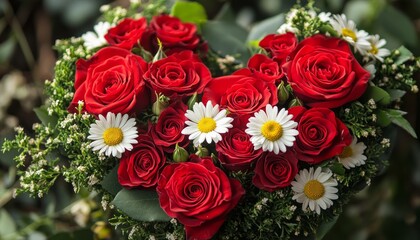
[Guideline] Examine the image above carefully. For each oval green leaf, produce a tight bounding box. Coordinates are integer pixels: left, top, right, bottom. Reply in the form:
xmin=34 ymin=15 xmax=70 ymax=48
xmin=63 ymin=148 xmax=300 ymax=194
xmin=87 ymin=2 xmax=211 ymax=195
xmin=170 ymin=1 xmax=207 ymax=25
xmin=101 ymin=164 xmax=122 ymax=196
xmin=112 ymin=189 xmax=171 ymax=222
xmin=362 ymin=86 xmax=391 ymax=105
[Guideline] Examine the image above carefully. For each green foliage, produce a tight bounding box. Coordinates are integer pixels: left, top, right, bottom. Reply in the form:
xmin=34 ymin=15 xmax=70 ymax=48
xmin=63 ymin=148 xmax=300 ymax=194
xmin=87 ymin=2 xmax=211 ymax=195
xmin=170 ymin=1 xmax=207 ymax=25
xmin=112 ymin=189 xmax=171 ymax=222
xmin=101 ymin=165 xmax=122 ymax=196
xmin=247 ymin=13 xmax=285 ymax=42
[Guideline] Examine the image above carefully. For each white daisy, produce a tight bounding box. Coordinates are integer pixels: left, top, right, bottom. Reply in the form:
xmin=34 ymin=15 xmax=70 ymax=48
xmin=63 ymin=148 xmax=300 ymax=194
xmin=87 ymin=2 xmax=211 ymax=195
xmin=365 ymin=34 xmax=390 ymax=62
xmin=88 ymin=112 xmax=138 ymax=158
xmin=329 ymin=14 xmax=371 ymax=55
xmin=181 ymin=101 xmax=233 ymax=147
xmin=81 ymin=21 xmax=111 ymax=50
xmin=338 ymin=137 xmax=367 ymax=169
xmin=318 ymin=12 xmax=332 ymax=22
xmin=291 ymin=167 xmax=338 ymax=215
xmin=245 ymin=104 xmax=298 ymax=154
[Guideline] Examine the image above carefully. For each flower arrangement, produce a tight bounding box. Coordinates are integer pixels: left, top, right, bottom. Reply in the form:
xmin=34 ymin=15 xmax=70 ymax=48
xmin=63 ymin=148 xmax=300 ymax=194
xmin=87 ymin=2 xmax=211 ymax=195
xmin=2 ymin=0 xmax=419 ymax=239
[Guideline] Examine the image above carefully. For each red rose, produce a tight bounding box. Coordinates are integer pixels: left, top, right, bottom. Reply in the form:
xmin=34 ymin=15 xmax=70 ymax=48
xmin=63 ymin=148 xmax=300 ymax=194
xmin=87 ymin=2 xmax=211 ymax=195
xmin=252 ymin=151 xmax=299 ymax=192
xmin=202 ymin=74 xmax=278 ymax=115
xmin=118 ymin=134 xmax=166 ymax=189
xmin=141 ymin=15 xmax=201 ymax=54
xmin=285 ymin=34 xmax=370 ymax=108
xmin=157 ymin=157 xmax=245 ymax=240
xmin=105 ymin=18 xmax=147 ymax=50
xmin=259 ymin=32 xmax=297 ymax=63
xmin=289 ymin=106 xmax=352 ymax=164
xmin=69 ymin=47 xmax=149 ymax=115
xmin=234 ymin=54 xmax=284 ymax=84
xmin=144 ymin=51 xmax=211 ymax=99
xmin=150 ymin=101 xmax=189 ymax=153
xmin=216 ymin=117 xmax=263 ymax=171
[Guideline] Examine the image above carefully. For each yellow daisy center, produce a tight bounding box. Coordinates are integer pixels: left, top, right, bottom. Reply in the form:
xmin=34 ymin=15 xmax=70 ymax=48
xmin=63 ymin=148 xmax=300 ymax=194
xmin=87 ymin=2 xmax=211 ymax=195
xmin=342 ymin=28 xmax=357 ymax=41
xmin=103 ymin=127 xmax=124 ymax=146
xmin=339 ymin=146 xmax=353 ymax=158
xmin=369 ymin=44 xmax=378 ymax=55
xmin=197 ymin=117 xmax=216 ymax=133
xmin=304 ymin=180 xmax=325 ymax=200
xmin=261 ymin=120 xmax=283 ymax=141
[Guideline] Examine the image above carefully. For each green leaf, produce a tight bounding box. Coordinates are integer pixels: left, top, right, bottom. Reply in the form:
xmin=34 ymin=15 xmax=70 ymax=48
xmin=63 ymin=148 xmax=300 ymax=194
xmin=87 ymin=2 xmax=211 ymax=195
xmin=394 ymin=46 xmax=413 ymax=65
xmin=375 ymin=5 xmax=418 ymax=49
xmin=0 ymin=209 xmax=17 ymax=237
xmin=101 ymin=164 xmax=122 ymax=196
xmin=112 ymin=189 xmax=171 ymax=222
xmin=34 ymin=106 xmax=58 ymax=126
xmin=247 ymin=13 xmax=284 ymax=42
xmin=201 ymin=21 xmax=250 ymax=64
xmin=386 ymin=109 xmax=417 ymax=138
xmin=170 ymin=1 xmax=207 ymax=25
xmin=376 ymin=109 xmax=392 ymax=127
xmin=378 ymin=109 xmax=416 ymax=138
xmin=316 ymin=215 xmax=339 ymax=240
xmin=387 ymin=89 xmax=406 ymax=101
xmin=330 ymin=162 xmax=345 ymax=176
xmin=362 ymin=85 xmax=391 ymax=105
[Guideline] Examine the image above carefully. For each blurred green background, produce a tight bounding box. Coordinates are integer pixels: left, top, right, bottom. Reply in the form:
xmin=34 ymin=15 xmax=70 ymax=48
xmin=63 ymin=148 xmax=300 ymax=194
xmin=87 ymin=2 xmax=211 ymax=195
xmin=0 ymin=0 xmax=419 ymax=239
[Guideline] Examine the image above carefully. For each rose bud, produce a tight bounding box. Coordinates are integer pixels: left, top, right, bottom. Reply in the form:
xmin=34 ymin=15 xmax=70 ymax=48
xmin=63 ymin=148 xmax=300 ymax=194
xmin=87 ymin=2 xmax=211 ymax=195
xmin=195 ymin=146 xmax=209 ymax=157
xmin=173 ymin=144 xmax=189 ymax=163
xmin=288 ymin=98 xmax=303 ymax=108
xmin=277 ymin=81 xmax=290 ymax=106
xmin=152 ymin=93 xmax=169 ymax=116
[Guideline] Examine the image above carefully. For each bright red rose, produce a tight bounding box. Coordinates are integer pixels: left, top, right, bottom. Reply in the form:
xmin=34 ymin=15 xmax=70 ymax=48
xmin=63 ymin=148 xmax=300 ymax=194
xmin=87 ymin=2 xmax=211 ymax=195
xmin=202 ymin=74 xmax=278 ymax=115
xmin=234 ymin=54 xmax=284 ymax=84
xmin=105 ymin=18 xmax=147 ymax=50
xmin=252 ymin=151 xmax=299 ymax=192
xmin=285 ymin=34 xmax=370 ymax=108
xmin=141 ymin=15 xmax=201 ymax=54
xmin=118 ymin=134 xmax=166 ymax=189
xmin=68 ymin=47 xmax=149 ymax=115
xmin=289 ymin=106 xmax=352 ymax=164
xmin=144 ymin=51 xmax=211 ymax=99
xmin=216 ymin=117 xmax=263 ymax=171
xmin=259 ymin=32 xmax=297 ymax=63
xmin=150 ymin=101 xmax=189 ymax=153
xmin=157 ymin=157 xmax=245 ymax=240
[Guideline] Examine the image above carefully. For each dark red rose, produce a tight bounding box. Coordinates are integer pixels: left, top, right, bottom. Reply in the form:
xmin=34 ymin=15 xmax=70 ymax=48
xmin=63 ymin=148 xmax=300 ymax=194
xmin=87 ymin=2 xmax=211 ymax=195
xmin=234 ymin=54 xmax=284 ymax=84
xmin=284 ymin=34 xmax=370 ymax=108
xmin=150 ymin=101 xmax=189 ymax=153
xmin=252 ymin=151 xmax=299 ymax=192
xmin=216 ymin=117 xmax=263 ymax=171
xmin=118 ymin=134 xmax=166 ymax=189
xmin=157 ymin=157 xmax=245 ymax=240
xmin=105 ymin=18 xmax=147 ymax=50
xmin=259 ymin=32 xmax=297 ymax=63
xmin=144 ymin=51 xmax=211 ymax=99
xmin=202 ymin=74 xmax=278 ymax=115
xmin=289 ymin=106 xmax=352 ymax=164
xmin=141 ymin=15 xmax=201 ymax=54
xmin=69 ymin=46 xmax=149 ymax=115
